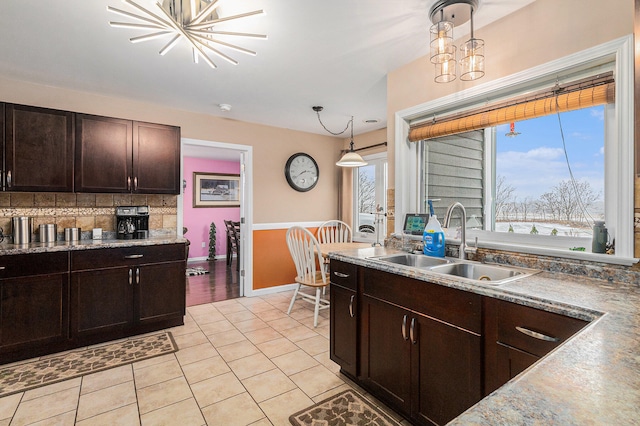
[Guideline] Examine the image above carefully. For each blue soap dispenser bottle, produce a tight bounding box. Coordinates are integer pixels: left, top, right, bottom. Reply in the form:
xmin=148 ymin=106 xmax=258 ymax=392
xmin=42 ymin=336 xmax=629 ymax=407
xmin=423 ymin=200 xmax=446 ymax=257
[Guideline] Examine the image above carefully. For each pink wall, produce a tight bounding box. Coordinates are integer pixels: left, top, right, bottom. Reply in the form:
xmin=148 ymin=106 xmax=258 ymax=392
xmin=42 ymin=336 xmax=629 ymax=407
xmin=183 ymin=156 xmax=241 ymax=260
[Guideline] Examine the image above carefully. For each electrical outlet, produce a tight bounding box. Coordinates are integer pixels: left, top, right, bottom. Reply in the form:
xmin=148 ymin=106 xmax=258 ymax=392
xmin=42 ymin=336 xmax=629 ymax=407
xmin=201 ymin=242 xmax=206 ymax=248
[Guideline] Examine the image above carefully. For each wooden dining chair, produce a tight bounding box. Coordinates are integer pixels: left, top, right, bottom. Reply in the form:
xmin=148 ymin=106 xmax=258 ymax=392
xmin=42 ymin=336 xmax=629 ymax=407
xmin=285 ymin=226 xmax=330 ymax=327
xmin=317 ymin=220 xmax=353 ymax=244
xmin=224 ymin=220 xmax=240 ymax=271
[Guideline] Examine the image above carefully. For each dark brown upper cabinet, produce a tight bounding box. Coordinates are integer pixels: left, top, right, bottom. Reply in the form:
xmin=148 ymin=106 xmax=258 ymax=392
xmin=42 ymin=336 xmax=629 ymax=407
xmin=4 ymin=104 xmax=74 ymax=192
xmin=75 ymin=114 xmax=180 ymax=194
xmin=133 ymin=121 xmax=180 ymax=194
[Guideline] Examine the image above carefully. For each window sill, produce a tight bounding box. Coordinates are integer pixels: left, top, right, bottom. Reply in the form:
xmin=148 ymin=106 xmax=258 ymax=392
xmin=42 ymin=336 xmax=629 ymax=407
xmin=463 ymin=230 xmax=638 ymax=267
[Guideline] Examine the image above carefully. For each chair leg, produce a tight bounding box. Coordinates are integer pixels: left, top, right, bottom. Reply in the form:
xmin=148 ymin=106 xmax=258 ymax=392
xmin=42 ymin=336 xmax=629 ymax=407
xmin=313 ymin=288 xmax=321 ymax=328
xmin=287 ymin=284 xmax=301 ymax=315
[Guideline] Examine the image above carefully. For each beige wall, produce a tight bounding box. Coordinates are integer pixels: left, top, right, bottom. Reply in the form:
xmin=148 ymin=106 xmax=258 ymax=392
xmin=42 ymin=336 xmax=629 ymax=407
xmin=386 ymin=0 xmax=634 ymax=188
xmin=0 ymin=76 xmax=343 ymax=224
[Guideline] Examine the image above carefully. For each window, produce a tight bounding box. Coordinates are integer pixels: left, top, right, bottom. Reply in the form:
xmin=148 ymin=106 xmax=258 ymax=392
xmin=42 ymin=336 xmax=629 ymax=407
xmin=396 ymin=36 xmax=634 ymax=261
xmin=421 ymin=107 xmax=605 ymax=250
xmin=493 ymin=108 xmax=604 ymax=238
xmin=353 ymin=153 xmax=387 ymax=243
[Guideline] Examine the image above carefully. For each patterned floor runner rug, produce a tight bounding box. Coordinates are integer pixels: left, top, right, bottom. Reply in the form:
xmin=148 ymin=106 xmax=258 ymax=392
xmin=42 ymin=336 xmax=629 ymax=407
xmin=0 ymin=332 xmax=177 ymax=398
xmin=289 ymin=389 xmax=402 ymax=426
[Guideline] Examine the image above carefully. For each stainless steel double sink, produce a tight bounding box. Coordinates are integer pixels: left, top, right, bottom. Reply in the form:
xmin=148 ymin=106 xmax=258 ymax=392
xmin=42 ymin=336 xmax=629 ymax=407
xmin=368 ymin=253 xmax=540 ymax=285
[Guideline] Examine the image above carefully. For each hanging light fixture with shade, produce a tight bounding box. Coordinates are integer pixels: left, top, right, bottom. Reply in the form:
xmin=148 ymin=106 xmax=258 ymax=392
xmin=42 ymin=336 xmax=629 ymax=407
xmin=312 ymin=106 xmax=368 ymax=168
xmin=429 ymin=0 xmax=484 ymax=83
xmin=107 ymin=0 xmax=266 ymax=69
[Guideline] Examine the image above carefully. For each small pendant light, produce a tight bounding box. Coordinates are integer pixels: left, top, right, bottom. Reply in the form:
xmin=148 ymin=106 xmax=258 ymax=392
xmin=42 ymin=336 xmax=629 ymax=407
xmin=336 ymin=117 xmax=368 ymax=167
xmin=459 ymin=5 xmax=484 ymax=81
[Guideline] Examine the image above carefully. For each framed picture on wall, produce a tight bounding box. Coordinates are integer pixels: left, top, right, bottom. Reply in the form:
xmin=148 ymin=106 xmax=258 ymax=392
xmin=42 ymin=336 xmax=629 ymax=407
xmin=193 ymin=172 xmax=241 ymax=208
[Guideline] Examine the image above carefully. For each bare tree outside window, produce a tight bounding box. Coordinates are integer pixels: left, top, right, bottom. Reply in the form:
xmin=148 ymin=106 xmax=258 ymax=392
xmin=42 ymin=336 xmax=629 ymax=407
xmin=495 ymin=175 xmax=516 ymax=221
xmin=358 ymin=168 xmax=376 ymax=214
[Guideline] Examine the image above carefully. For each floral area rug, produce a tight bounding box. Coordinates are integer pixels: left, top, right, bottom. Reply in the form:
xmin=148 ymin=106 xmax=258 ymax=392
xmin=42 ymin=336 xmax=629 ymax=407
xmin=289 ymin=389 xmax=402 ymax=426
xmin=0 ymin=332 xmax=177 ymax=398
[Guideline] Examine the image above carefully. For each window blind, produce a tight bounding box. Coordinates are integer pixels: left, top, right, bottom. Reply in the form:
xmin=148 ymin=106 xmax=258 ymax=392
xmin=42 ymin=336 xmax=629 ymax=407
xmin=409 ymin=76 xmax=615 ymax=142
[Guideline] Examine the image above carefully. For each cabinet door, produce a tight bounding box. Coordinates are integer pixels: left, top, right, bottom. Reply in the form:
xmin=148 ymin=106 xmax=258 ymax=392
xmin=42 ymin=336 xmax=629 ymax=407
xmin=360 ymin=295 xmax=412 ymax=414
xmin=495 ymin=342 xmax=539 ymax=385
xmin=133 ymin=122 xmax=180 ymax=194
xmin=70 ymin=267 xmax=134 ymax=337
xmin=5 ymin=104 xmax=74 ymax=192
xmin=0 ymin=273 xmax=69 ymax=353
xmin=75 ymin=114 xmax=133 ymax=193
xmin=330 ymin=284 xmax=358 ymax=377
xmin=413 ymin=313 xmax=482 ymax=426
xmin=136 ymin=261 xmax=185 ymax=325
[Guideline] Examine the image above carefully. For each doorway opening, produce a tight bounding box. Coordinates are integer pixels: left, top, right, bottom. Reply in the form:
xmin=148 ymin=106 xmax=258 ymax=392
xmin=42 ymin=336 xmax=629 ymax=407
xmin=178 ymin=138 xmax=253 ymax=305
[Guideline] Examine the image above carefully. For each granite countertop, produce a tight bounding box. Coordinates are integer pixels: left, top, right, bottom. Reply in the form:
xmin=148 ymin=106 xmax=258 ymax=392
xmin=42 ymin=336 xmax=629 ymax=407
xmin=328 ymin=246 xmax=640 ymax=425
xmin=0 ymin=236 xmax=187 ymax=255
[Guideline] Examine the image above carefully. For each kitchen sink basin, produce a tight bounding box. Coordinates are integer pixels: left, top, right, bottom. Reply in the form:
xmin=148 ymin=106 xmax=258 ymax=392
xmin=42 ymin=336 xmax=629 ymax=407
xmin=368 ymin=252 xmax=540 ymax=285
xmin=369 ymin=253 xmax=451 ymax=268
xmin=429 ymin=262 xmax=539 ymax=285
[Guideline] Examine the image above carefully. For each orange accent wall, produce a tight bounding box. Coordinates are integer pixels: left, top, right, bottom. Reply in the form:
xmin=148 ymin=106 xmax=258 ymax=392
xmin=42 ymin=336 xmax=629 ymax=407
xmin=252 ymin=227 xmax=318 ymax=290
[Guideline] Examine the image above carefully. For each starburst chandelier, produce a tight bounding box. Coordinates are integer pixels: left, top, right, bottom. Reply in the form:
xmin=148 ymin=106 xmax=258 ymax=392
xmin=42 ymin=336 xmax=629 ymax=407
xmin=108 ymin=0 xmax=266 ymax=69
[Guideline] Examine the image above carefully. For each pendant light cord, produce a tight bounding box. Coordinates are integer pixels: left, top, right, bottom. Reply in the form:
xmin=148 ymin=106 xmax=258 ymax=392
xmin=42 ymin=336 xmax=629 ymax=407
xmin=315 ymin=110 xmax=353 ymax=136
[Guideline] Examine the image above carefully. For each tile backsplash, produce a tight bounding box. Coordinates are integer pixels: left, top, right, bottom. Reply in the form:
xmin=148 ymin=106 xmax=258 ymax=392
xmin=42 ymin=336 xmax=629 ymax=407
xmin=0 ymin=193 xmax=177 ymax=242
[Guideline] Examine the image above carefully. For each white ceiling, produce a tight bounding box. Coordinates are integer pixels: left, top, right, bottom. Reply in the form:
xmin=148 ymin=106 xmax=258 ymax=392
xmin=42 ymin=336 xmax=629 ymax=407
xmin=0 ymin=0 xmax=534 ymax=140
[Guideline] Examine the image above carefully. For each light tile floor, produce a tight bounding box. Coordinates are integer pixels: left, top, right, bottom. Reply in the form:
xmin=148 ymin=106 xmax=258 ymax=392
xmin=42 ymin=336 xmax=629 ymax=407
xmin=0 ymin=289 xmax=410 ymax=426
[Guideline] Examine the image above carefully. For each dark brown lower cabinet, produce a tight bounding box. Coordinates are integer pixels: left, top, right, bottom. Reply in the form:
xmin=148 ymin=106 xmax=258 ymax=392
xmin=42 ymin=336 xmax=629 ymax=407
xmin=330 ymin=261 xmax=593 ymax=425
xmin=361 ymin=295 xmax=481 ymax=426
xmin=329 ymin=260 xmax=359 ymax=378
xmin=483 ymin=297 xmax=589 ymax=395
xmin=358 ymin=268 xmax=482 ymax=426
xmin=0 ymin=252 xmax=69 ymax=363
xmin=71 ymin=245 xmax=186 ymax=343
xmin=330 ymin=284 xmax=358 ymax=377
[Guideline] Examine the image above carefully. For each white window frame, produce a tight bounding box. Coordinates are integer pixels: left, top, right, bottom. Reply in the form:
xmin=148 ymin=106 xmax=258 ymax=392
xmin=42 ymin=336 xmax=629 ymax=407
xmin=353 ymin=152 xmax=388 ymax=243
xmin=395 ymin=35 xmax=635 ymax=265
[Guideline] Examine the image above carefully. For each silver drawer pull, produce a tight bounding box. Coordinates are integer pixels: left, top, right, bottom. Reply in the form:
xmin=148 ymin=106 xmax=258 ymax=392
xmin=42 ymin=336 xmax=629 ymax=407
xmin=410 ymin=317 xmax=417 ymax=344
xmin=349 ymin=295 xmax=355 ymax=318
xmin=124 ymin=254 xmax=144 ymax=259
xmin=401 ymin=315 xmax=408 ymax=340
xmin=0 ymin=266 xmax=5 ymax=270
xmin=516 ymin=326 xmax=560 ymax=342
xmin=333 ymin=271 xmax=349 ymax=278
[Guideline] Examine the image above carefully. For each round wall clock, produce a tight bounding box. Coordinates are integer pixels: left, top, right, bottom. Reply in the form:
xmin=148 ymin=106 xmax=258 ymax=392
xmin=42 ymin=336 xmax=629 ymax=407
xmin=284 ymin=152 xmax=319 ymax=192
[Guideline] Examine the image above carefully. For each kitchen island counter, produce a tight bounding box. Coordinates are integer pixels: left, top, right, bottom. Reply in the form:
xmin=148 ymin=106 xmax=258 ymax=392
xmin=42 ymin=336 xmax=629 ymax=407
xmin=329 ymin=246 xmax=639 ymax=425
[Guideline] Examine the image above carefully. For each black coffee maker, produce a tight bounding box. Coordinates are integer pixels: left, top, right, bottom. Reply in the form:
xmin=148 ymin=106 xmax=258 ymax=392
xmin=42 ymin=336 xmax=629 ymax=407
xmin=116 ymin=206 xmax=150 ymax=239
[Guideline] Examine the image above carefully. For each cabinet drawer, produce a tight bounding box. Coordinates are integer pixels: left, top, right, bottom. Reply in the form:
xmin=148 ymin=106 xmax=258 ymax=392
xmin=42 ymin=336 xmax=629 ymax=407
xmin=364 ymin=268 xmax=481 ymax=334
xmin=71 ymin=244 xmax=185 ymax=271
xmin=496 ymin=301 xmax=588 ymax=357
xmin=330 ymin=260 xmax=358 ymax=290
xmin=0 ymin=252 xmax=68 ymax=278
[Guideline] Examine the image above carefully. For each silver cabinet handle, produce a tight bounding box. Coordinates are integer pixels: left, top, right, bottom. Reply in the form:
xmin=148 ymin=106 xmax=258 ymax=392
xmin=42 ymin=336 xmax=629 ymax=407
xmin=516 ymin=326 xmax=560 ymax=342
xmin=402 ymin=315 xmax=408 ymax=340
xmin=333 ymin=271 xmax=349 ymax=278
xmin=410 ymin=317 xmax=417 ymax=344
xmin=349 ymin=295 xmax=355 ymax=318
xmin=134 ymin=177 xmax=138 ymax=191
xmin=6 ymin=171 xmax=11 ymax=188
xmin=124 ymin=254 xmax=143 ymax=259
xmin=0 ymin=266 xmax=5 ymax=271
xmin=128 ymin=268 xmax=133 ymax=285
xmin=136 ymin=267 xmax=140 ymax=284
